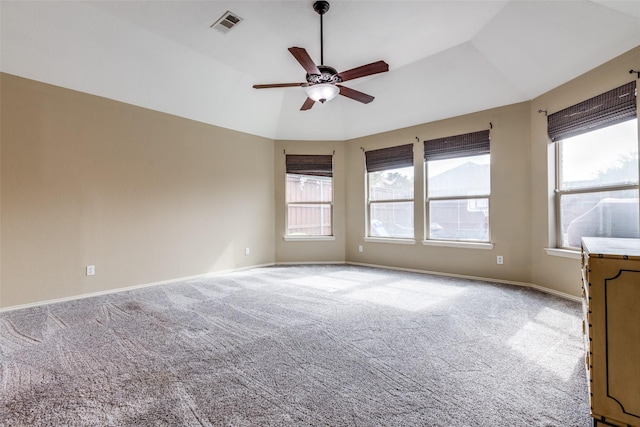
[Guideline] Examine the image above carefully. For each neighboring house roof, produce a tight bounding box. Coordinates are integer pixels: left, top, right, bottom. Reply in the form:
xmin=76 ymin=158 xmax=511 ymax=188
xmin=429 ymin=162 xmax=490 ymax=197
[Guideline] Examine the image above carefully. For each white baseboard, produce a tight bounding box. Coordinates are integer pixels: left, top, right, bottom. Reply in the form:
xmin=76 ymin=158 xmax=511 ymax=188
xmin=346 ymin=261 xmax=581 ymax=302
xmin=275 ymin=261 xmax=346 ymax=266
xmin=0 ymin=260 xmax=580 ymax=313
xmin=0 ymin=262 xmax=276 ymax=314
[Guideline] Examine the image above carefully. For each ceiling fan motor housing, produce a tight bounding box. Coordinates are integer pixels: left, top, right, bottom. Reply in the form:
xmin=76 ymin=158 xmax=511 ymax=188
xmin=313 ymin=1 xmax=330 ymax=16
xmin=306 ymin=65 xmax=342 ymax=85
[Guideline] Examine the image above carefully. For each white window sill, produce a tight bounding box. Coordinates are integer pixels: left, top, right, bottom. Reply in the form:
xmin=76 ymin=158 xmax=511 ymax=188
xmin=422 ymin=240 xmax=494 ymax=250
xmin=364 ymin=237 xmax=416 ymax=245
xmin=544 ymin=247 xmax=581 ymax=259
xmin=284 ymin=236 xmax=336 ymax=242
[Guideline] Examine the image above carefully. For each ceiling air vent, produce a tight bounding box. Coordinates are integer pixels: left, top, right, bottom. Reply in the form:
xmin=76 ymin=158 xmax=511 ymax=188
xmin=211 ymin=11 xmax=243 ymax=34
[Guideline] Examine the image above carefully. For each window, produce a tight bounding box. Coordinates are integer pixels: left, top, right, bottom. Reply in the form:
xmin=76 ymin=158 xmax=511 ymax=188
xmin=285 ymin=154 xmax=333 ymax=237
xmin=424 ymin=130 xmax=490 ymax=242
xmin=365 ymin=144 xmax=414 ymax=239
xmin=549 ymin=81 xmax=638 ymax=249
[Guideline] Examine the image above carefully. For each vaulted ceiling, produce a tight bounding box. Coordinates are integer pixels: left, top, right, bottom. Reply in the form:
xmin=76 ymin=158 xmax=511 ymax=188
xmin=2 ymin=1 xmax=639 ymax=141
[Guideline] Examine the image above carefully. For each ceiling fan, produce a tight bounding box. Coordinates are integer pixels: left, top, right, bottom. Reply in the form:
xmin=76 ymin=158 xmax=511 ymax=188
xmin=252 ymin=0 xmax=389 ymax=111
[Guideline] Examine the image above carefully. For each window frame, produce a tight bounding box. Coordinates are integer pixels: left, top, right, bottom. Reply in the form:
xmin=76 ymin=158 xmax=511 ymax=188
xmin=553 ymin=120 xmax=639 ymax=250
xmin=424 ymin=130 xmax=491 ymax=243
xmin=367 ymin=167 xmax=415 ymax=240
xmin=365 ymin=144 xmax=415 ymax=240
xmin=548 ymin=81 xmax=638 ymax=250
xmin=284 ymin=155 xmax=334 ymax=239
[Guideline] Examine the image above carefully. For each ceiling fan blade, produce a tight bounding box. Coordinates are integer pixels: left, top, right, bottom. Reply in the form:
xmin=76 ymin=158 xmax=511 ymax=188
xmin=289 ymin=47 xmax=321 ymax=75
xmin=253 ymin=83 xmax=305 ymax=89
xmin=300 ymin=97 xmax=316 ymax=111
xmin=337 ymin=85 xmax=375 ymax=104
xmin=338 ymin=60 xmax=389 ymax=82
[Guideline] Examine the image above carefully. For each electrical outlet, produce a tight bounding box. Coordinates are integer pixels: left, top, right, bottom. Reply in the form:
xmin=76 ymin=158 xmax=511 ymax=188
xmin=86 ymin=265 xmax=95 ymax=276
xmin=497 ymin=256 xmax=504 ymax=265
xmin=358 ymin=245 xmax=363 ymax=253
xmin=245 ymin=248 xmax=250 ymax=256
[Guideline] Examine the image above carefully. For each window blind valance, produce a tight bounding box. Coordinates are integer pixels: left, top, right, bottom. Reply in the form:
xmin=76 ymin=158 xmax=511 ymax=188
xmin=423 ymin=130 xmax=490 ymax=161
xmin=547 ymin=81 xmax=637 ymax=142
xmin=365 ymin=144 xmax=414 ymax=173
xmin=285 ymin=154 xmax=333 ymax=177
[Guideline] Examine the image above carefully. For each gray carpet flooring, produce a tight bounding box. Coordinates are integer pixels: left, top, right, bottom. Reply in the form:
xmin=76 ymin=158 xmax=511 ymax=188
xmin=0 ymin=264 xmax=591 ymax=426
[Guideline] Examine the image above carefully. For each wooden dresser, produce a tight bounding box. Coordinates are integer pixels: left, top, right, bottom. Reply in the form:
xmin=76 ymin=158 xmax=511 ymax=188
xmin=581 ymin=237 xmax=640 ymax=427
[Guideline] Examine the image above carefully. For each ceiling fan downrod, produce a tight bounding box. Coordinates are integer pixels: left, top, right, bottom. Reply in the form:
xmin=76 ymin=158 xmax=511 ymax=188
xmin=313 ymin=1 xmax=330 ymax=66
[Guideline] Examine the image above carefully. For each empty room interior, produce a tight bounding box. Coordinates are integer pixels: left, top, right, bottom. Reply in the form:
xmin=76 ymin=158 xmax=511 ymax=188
xmin=1 ymin=1 xmax=640 ymax=426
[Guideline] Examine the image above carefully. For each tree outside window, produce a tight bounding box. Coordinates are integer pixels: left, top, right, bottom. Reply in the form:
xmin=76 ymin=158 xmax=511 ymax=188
xmin=364 ymin=144 xmax=414 ymax=239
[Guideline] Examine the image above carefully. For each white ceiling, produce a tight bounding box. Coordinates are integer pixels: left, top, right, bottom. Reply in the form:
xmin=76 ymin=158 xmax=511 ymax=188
xmin=1 ymin=1 xmax=639 ymax=141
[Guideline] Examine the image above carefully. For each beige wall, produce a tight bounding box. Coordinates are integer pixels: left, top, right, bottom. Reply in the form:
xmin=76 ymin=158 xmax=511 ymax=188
xmin=2 ymin=46 xmax=638 ymax=309
xmin=337 ymin=45 xmax=638 ymax=297
xmin=274 ymin=140 xmax=346 ymax=263
xmin=529 ymin=45 xmax=640 ymax=296
xmin=344 ymin=102 xmax=533 ymax=283
xmin=1 ymin=73 xmax=275 ymax=308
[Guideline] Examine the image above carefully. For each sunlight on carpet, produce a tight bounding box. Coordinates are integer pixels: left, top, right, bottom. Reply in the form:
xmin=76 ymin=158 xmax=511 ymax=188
xmin=345 ymin=279 xmax=467 ymax=312
xmin=507 ymin=307 xmax=582 ymax=381
xmin=0 ymin=265 xmax=591 ymax=426
xmin=286 ymin=275 xmax=361 ymax=292
xmin=326 ymin=270 xmax=391 ymax=283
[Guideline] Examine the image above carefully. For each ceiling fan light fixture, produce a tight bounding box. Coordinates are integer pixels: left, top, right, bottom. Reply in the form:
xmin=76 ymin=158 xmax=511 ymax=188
xmin=305 ymin=83 xmax=339 ymax=103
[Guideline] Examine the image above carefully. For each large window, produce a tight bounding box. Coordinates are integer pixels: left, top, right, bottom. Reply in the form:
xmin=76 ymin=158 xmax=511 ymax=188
xmin=549 ymin=81 xmax=638 ymax=249
xmin=285 ymin=154 xmax=333 ymax=237
xmin=424 ymin=130 xmax=491 ymax=242
xmin=366 ymin=144 xmax=414 ymax=239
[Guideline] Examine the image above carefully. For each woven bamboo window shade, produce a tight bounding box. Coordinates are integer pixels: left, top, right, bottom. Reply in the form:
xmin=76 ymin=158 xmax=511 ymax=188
xmin=365 ymin=144 xmax=414 ymax=172
xmin=424 ymin=130 xmax=490 ymax=161
xmin=285 ymin=155 xmax=333 ymax=177
xmin=547 ymin=81 xmax=637 ymax=142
